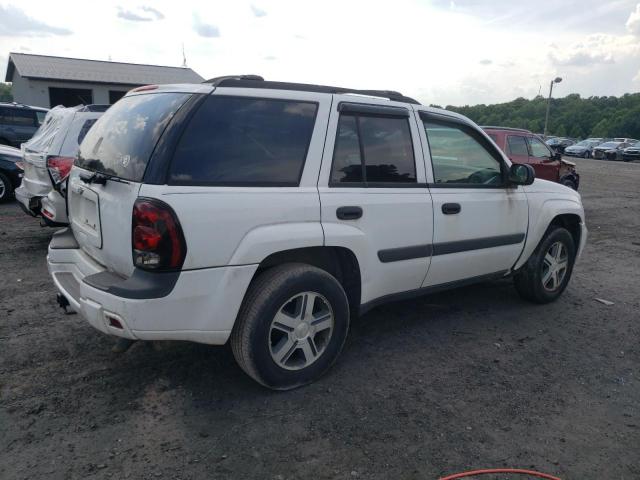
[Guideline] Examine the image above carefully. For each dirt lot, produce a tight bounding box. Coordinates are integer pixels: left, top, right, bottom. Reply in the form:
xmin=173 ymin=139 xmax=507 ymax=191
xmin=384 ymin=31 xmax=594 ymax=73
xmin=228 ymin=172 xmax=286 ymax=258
xmin=1 ymin=158 xmax=639 ymax=480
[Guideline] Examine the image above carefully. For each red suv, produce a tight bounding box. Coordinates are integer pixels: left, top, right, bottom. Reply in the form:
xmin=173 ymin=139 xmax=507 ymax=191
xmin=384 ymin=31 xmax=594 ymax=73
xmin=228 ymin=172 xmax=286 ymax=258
xmin=482 ymin=126 xmax=580 ymax=190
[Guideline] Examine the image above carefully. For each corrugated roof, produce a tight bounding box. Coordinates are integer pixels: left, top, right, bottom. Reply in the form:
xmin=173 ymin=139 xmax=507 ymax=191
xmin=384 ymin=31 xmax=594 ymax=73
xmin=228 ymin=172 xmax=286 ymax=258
xmin=6 ymin=52 xmax=204 ymax=85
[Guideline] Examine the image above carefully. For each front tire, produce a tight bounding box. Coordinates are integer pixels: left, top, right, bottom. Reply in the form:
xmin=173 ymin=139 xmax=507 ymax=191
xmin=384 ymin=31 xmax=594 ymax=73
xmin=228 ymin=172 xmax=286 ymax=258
xmin=514 ymin=227 xmax=576 ymax=304
xmin=231 ymin=263 xmax=350 ymax=390
xmin=583 ymin=151 xmax=590 ymax=158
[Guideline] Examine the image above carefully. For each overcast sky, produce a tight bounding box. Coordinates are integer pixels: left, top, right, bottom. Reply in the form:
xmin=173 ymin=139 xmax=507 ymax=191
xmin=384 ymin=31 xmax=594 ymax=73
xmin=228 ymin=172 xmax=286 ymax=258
xmin=1 ymin=0 xmax=640 ymax=106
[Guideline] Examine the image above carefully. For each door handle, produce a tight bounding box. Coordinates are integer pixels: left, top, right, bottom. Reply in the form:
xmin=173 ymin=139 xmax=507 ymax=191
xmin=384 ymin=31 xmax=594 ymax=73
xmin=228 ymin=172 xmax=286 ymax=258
xmin=442 ymin=203 xmax=461 ymax=215
xmin=336 ymin=206 xmax=363 ymax=220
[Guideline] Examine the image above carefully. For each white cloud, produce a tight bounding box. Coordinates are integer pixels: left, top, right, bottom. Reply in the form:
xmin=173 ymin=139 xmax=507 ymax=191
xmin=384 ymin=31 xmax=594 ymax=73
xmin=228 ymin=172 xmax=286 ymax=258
xmin=549 ymin=33 xmax=639 ymax=67
xmin=251 ymin=5 xmax=267 ymax=17
xmin=626 ymin=3 xmax=640 ymax=36
xmin=0 ymin=5 xmax=71 ymax=36
xmin=192 ymin=13 xmax=220 ymax=38
xmin=2 ymin=0 xmax=640 ymax=106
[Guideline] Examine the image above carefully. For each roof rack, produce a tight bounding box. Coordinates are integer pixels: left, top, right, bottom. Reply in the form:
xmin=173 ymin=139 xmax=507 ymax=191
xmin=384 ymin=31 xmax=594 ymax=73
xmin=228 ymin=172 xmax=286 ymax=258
xmin=202 ymin=75 xmax=421 ymax=105
xmin=481 ymin=125 xmax=531 ymax=133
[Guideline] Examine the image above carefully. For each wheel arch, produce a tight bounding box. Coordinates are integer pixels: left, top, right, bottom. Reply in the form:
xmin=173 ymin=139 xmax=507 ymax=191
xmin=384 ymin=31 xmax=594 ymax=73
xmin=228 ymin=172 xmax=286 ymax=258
xmin=514 ymin=198 xmax=585 ymax=271
xmin=251 ymin=246 xmax=362 ymax=317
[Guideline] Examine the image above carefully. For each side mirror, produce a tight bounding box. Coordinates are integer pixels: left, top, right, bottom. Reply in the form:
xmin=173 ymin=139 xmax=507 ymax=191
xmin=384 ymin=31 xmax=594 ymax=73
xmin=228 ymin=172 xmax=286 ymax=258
xmin=508 ymin=163 xmax=535 ymax=186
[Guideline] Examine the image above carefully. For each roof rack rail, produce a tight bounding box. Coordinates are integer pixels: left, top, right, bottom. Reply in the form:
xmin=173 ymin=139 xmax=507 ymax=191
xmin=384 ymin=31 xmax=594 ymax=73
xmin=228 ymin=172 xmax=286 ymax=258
xmin=481 ymin=125 xmax=531 ymax=133
xmin=203 ymin=75 xmax=421 ymax=105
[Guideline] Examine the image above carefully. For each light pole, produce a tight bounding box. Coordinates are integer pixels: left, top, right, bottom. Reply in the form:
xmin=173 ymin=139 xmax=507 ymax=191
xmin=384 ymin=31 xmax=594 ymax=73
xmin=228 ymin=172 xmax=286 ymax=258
xmin=543 ymin=77 xmax=562 ymax=138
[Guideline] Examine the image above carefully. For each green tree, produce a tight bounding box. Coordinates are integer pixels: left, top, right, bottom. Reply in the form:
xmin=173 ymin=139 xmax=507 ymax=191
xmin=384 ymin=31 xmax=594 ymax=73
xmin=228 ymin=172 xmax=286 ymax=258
xmin=445 ymin=92 xmax=640 ymax=138
xmin=0 ymin=82 xmax=12 ymax=102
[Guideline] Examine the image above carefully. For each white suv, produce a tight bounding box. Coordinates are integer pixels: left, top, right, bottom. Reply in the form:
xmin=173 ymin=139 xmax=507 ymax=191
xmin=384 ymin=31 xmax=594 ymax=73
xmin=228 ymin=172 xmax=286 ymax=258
xmin=48 ymin=77 xmax=587 ymax=389
xmin=15 ymin=104 xmax=108 ymax=225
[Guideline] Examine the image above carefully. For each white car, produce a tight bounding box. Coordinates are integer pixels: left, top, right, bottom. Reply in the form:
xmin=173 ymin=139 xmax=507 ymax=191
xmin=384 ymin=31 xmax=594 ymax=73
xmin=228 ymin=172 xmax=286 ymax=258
xmin=15 ymin=104 xmax=108 ymax=225
xmin=47 ymin=77 xmax=587 ymax=389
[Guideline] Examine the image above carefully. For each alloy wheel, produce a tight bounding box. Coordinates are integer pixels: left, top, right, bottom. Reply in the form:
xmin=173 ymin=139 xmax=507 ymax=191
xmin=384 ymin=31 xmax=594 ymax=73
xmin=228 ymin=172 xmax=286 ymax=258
xmin=0 ymin=176 xmax=6 ymax=200
xmin=541 ymin=241 xmax=568 ymax=291
xmin=269 ymin=291 xmax=334 ymax=370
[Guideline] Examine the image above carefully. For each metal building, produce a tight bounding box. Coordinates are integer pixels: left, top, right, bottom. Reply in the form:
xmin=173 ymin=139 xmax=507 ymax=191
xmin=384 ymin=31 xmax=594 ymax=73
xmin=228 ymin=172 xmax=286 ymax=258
xmin=5 ymin=52 xmax=204 ymax=108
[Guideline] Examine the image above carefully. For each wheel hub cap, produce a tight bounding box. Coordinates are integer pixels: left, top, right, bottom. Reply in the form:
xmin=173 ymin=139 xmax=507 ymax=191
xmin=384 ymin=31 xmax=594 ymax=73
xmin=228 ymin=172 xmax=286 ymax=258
xmin=542 ymin=241 xmax=569 ymax=292
xmin=269 ymin=291 xmax=334 ymax=370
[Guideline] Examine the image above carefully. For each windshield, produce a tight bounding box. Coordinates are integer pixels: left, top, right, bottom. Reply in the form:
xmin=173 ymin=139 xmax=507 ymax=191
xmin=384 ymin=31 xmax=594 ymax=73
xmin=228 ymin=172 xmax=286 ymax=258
xmin=575 ymin=141 xmax=591 ymax=147
xmin=76 ymin=92 xmax=190 ymax=181
xmin=598 ymin=142 xmax=621 ymax=149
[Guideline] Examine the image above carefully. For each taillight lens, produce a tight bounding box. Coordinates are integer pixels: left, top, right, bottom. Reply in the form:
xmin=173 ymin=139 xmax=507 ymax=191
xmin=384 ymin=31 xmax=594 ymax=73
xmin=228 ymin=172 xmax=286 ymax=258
xmin=132 ymin=198 xmax=186 ymax=271
xmin=46 ymin=156 xmax=75 ymax=185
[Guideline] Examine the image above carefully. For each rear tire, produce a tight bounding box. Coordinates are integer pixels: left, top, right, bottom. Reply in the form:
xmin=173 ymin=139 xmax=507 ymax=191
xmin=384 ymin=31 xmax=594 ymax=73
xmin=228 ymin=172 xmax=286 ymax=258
xmin=583 ymin=151 xmax=590 ymax=158
xmin=231 ymin=263 xmax=350 ymax=390
xmin=514 ymin=227 xmax=576 ymax=304
xmin=0 ymin=172 xmax=13 ymax=203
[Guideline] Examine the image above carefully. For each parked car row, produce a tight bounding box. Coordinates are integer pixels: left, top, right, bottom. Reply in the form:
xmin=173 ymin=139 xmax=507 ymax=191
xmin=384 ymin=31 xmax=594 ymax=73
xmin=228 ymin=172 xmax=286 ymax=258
xmin=548 ymin=135 xmax=640 ymax=161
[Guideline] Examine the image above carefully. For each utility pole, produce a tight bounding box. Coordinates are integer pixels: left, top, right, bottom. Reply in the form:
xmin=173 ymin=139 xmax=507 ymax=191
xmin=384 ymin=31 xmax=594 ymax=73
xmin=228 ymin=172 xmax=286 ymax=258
xmin=543 ymin=77 xmax=562 ymax=138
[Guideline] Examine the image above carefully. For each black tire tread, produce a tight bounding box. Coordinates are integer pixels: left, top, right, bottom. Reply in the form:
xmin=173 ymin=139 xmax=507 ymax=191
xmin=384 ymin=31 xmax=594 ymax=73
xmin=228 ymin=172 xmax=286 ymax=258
xmin=0 ymin=171 xmax=13 ymax=203
xmin=514 ymin=226 xmax=576 ymax=304
xmin=230 ymin=263 xmax=348 ymax=389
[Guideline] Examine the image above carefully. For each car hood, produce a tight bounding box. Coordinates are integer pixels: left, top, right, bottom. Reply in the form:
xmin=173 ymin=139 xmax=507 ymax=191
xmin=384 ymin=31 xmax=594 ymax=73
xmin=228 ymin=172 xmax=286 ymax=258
xmin=523 ymin=178 xmax=582 ymax=199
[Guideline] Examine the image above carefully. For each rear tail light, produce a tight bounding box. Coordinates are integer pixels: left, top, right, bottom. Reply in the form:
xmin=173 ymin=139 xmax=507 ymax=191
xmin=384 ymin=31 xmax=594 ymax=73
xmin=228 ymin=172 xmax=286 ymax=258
xmin=132 ymin=198 xmax=186 ymax=271
xmin=46 ymin=156 xmax=75 ymax=185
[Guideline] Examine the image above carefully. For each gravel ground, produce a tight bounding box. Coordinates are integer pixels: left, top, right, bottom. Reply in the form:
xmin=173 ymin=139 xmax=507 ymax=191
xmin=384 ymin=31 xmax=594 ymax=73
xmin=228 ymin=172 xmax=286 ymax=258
xmin=1 ymin=158 xmax=639 ymax=480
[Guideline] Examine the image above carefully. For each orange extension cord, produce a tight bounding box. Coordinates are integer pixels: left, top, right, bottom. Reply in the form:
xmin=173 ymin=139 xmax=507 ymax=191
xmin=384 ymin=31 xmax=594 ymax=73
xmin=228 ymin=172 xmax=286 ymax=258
xmin=439 ymin=468 xmax=561 ymax=480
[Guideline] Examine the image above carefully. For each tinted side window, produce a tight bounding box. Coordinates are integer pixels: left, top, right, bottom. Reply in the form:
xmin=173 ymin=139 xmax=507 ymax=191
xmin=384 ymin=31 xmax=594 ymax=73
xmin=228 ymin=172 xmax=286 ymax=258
xmin=78 ymin=119 xmax=98 ymax=145
xmin=169 ymin=96 xmax=318 ymax=185
xmin=14 ymin=109 xmax=37 ymax=126
xmin=529 ymin=137 xmax=552 ymax=158
xmin=36 ymin=111 xmax=47 ymax=125
xmin=331 ymin=115 xmax=363 ymax=183
xmin=507 ymin=135 xmax=529 ymax=156
xmin=423 ymin=120 xmax=503 ymax=186
xmin=330 ymin=114 xmax=416 ymax=185
xmin=360 ymin=116 xmax=415 ymax=183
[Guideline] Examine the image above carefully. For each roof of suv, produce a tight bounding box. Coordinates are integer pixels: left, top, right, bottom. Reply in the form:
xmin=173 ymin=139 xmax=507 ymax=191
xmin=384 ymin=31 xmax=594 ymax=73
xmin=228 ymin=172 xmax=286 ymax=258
xmin=202 ymin=75 xmax=421 ymax=105
xmin=481 ymin=126 xmax=532 ymax=134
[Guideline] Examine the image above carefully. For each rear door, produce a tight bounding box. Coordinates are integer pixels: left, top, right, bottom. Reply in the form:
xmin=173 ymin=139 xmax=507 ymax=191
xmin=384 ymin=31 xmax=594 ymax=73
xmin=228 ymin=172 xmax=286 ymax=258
xmin=505 ymin=134 xmax=530 ymax=166
xmin=68 ymin=91 xmax=193 ymax=276
xmin=318 ymin=96 xmax=433 ymax=304
xmin=417 ymin=110 xmax=528 ymax=287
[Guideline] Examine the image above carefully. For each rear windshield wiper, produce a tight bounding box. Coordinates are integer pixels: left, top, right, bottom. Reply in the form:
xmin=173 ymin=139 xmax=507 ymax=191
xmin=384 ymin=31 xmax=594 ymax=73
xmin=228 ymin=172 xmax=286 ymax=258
xmin=79 ymin=171 xmax=130 ymax=186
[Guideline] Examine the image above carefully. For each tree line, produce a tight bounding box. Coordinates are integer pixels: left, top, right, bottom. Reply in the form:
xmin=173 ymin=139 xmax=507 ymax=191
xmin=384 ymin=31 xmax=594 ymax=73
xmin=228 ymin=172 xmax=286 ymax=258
xmin=440 ymin=93 xmax=640 ymax=139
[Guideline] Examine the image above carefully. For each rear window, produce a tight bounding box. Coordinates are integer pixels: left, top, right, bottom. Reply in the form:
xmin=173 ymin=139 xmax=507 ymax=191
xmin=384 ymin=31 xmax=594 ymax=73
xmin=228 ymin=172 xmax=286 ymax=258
xmin=168 ymin=96 xmax=318 ymax=186
xmin=76 ymin=93 xmax=190 ymax=181
xmin=0 ymin=107 xmax=37 ymax=127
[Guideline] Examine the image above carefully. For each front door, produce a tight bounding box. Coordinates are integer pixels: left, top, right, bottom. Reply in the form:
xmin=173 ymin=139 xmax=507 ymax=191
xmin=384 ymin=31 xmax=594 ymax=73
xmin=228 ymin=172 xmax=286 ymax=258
xmin=527 ymin=135 xmax=559 ymax=182
xmin=417 ymin=111 xmax=529 ymax=287
xmin=506 ymin=134 xmax=530 ymax=166
xmin=318 ymin=96 xmax=433 ymax=305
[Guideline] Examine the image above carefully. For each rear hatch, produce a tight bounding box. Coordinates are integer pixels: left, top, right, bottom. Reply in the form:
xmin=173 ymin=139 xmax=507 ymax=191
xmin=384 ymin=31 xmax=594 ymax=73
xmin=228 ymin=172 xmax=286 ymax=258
xmin=68 ymin=91 xmax=192 ymax=277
